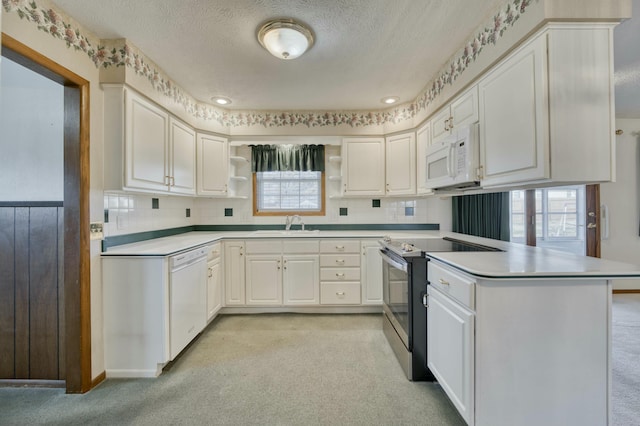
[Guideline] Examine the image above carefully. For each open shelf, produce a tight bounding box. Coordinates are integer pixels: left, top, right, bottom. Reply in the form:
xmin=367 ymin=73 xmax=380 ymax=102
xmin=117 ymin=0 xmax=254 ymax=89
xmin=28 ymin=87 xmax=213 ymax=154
xmin=230 ymin=156 xmax=249 ymax=164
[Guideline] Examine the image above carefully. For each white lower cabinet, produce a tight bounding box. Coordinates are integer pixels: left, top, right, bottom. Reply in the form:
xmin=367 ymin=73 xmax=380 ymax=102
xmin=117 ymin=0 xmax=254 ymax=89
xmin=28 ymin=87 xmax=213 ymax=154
xmin=361 ymin=240 xmax=383 ymax=305
xmin=427 ymin=285 xmax=474 ymax=425
xmin=206 ymin=243 xmax=222 ymax=321
xmin=428 ymin=259 xmax=610 ymax=426
xmin=220 ymin=238 xmax=383 ymax=308
xmin=283 ymin=255 xmax=320 ymax=305
xmin=245 ymin=255 xmax=283 ymax=305
xmin=224 ymin=240 xmax=245 ymax=305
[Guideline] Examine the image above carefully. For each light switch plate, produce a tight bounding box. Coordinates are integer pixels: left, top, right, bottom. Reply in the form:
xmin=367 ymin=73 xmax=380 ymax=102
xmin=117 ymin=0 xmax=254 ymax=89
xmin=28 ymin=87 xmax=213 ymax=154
xmin=90 ymin=222 xmax=104 ymax=240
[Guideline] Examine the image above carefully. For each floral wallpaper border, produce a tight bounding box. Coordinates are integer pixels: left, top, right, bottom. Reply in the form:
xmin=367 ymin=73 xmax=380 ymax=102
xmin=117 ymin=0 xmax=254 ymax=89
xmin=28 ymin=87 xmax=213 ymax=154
xmin=3 ymin=0 xmax=532 ymax=128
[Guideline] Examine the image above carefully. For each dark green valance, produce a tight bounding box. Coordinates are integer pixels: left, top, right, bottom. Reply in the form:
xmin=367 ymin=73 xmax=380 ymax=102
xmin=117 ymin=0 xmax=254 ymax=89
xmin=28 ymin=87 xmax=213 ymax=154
xmin=251 ymin=144 xmax=325 ymax=172
xmin=452 ymin=192 xmax=510 ymax=241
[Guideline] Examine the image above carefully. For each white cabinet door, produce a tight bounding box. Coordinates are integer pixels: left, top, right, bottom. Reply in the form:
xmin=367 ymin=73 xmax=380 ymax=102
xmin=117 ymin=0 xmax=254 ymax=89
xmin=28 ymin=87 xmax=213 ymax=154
xmin=125 ymin=90 xmax=169 ymax=192
xmin=427 ymin=285 xmax=474 ymax=425
xmin=416 ymin=121 xmax=432 ymax=195
xmin=197 ymin=133 xmax=229 ymax=196
xmin=283 ymin=255 xmax=319 ymax=305
xmin=450 ymin=85 xmax=479 ymax=131
xmin=169 ymin=118 xmax=196 ymax=195
xmin=360 ymin=241 xmax=382 ymax=305
xmin=207 ymin=258 xmax=222 ymax=320
xmin=385 ymin=132 xmax=416 ymax=196
xmin=431 ymin=86 xmax=479 ymax=146
xmin=478 ymin=36 xmax=548 ymax=187
xmin=342 ymin=138 xmax=385 ymax=196
xmin=431 ymin=107 xmax=453 ymax=146
xmin=224 ymin=241 xmax=245 ymax=305
xmin=245 ymin=255 xmax=282 ymax=305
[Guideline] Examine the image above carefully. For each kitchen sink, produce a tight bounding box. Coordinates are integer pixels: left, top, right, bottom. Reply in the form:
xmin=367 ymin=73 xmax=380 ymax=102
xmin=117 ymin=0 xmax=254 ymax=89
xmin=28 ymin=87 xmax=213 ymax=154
xmin=251 ymin=230 xmax=320 ymax=235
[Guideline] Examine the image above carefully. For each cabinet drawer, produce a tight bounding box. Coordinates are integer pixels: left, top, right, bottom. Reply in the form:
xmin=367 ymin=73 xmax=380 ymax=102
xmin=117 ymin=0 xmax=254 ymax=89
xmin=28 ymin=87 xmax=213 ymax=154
xmin=320 ymin=240 xmax=360 ymax=253
xmin=320 ymin=254 xmax=360 ymax=268
xmin=320 ymin=282 xmax=361 ymax=304
xmin=283 ymin=239 xmax=319 ymax=254
xmin=245 ymin=240 xmax=283 ymax=254
xmin=428 ymin=261 xmax=475 ymax=309
xmin=320 ymin=267 xmax=360 ymax=282
xmin=207 ymin=242 xmax=221 ymax=261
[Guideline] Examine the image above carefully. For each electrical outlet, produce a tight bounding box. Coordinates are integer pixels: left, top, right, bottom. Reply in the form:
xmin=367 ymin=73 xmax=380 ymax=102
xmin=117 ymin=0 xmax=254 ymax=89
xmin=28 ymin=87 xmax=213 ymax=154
xmin=90 ymin=222 xmax=104 ymax=240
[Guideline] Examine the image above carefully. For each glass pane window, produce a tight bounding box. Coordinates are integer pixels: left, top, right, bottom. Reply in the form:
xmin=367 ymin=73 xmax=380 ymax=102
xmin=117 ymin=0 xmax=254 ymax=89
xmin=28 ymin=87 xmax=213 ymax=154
xmin=510 ymin=185 xmax=586 ymax=255
xmin=255 ymin=171 xmax=323 ymax=213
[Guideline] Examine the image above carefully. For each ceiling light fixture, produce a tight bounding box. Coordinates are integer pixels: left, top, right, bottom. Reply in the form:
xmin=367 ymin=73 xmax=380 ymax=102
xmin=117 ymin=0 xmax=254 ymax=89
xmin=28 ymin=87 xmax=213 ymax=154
xmin=381 ymin=96 xmax=400 ymax=105
xmin=257 ymin=19 xmax=314 ymax=60
xmin=211 ymin=96 xmax=231 ymax=106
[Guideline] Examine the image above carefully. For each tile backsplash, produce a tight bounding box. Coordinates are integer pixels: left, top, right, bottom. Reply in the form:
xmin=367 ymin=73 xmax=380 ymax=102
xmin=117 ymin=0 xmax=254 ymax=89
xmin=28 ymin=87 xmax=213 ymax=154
xmin=104 ymin=191 xmax=452 ymax=237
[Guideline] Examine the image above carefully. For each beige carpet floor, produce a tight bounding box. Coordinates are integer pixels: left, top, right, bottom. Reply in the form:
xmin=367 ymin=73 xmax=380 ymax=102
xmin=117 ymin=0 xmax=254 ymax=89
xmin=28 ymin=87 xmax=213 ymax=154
xmin=0 ymin=314 xmax=464 ymax=425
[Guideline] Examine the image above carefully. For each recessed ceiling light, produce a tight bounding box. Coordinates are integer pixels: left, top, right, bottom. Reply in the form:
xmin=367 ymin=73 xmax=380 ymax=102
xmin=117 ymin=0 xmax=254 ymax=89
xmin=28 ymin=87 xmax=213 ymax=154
xmin=212 ymin=96 xmax=231 ymax=106
xmin=381 ymin=96 xmax=400 ymax=105
xmin=258 ymin=19 xmax=314 ymax=60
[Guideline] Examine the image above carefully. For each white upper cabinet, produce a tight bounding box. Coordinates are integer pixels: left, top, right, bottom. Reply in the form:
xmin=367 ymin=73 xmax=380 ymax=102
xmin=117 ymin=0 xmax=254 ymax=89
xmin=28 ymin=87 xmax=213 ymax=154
xmin=431 ymin=85 xmax=479 ymax=146
xmin=169 ymin=118 xmax=196 ymax=195
xmin=385 ymin=132 xmax=416 ymax=196
xmin=124 ymin=89 xmax=170 ymax=192
xmin=478 ymin=24 xmax=615 ymax=188
xmin=416 ymin=121 xmax=432 ymax=195
xmin=341 ymin=137 xmax=386 ymax=196
xmin=103 ymin=85 xmax=196 ymax=194
xmin=196 ymin=133 xmax=229 ymax=196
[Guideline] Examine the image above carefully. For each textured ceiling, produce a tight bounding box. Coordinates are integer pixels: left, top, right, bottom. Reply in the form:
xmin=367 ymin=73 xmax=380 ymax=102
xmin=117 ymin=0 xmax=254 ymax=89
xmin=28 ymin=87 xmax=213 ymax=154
xmin=50 ymin=0 xmax=506 ymax=111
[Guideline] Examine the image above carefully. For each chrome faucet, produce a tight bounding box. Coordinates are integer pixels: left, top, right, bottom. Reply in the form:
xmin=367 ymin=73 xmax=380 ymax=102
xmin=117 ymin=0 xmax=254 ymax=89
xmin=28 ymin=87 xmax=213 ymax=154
xmin=285 ymin=215 xmax=304 ymax=231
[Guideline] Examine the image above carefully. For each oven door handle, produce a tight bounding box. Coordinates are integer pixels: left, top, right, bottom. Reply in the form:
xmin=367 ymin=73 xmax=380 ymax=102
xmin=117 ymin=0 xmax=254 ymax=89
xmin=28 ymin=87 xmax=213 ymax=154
xmin=379 ymin=250 xmax=408 ymax=273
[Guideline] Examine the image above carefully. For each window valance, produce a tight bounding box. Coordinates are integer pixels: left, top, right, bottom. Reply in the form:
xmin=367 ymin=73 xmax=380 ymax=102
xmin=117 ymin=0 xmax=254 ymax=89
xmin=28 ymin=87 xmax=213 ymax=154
xmin=251 ymin=144 xmax=325 ymax=172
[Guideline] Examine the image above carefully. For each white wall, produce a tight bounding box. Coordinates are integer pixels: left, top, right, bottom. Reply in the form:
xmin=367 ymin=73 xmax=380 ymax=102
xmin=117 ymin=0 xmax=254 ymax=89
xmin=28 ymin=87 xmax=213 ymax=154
xmin=600 ymin=118 xmax=640 ymax=289
xmin=0 ymin=57 xmax=64 ymax=201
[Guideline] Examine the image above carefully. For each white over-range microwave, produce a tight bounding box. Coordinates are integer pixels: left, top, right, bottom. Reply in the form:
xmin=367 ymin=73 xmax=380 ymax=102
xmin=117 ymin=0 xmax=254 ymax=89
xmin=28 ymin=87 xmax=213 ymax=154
xmin=424 ymin=122 xmax=480 ymax=190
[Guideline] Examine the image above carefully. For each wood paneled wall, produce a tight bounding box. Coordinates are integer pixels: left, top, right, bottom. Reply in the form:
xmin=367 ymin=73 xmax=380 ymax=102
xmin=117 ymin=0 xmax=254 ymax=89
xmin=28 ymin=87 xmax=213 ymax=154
xmin=0 ymin=204 xmax=65 ymax=380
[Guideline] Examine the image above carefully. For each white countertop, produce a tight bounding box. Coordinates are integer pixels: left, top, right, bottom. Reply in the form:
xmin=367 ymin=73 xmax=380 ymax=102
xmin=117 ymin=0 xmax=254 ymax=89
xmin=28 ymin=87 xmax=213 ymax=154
xmin=101 ymin=230 xmax=640 ymax=279
xmin=101 ymin=230 xmax=439 ymax=256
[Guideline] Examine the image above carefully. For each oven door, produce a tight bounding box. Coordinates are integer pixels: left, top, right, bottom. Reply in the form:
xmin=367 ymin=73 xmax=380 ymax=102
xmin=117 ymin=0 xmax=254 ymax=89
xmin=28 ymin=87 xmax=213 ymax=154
xmin=380 ymin=249 xmax=410 ymax=349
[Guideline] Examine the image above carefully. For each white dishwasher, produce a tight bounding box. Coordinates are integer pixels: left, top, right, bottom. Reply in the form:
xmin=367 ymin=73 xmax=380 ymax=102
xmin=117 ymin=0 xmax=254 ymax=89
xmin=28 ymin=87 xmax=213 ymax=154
xmin=169 ymin=246 xmax=208 ymax=360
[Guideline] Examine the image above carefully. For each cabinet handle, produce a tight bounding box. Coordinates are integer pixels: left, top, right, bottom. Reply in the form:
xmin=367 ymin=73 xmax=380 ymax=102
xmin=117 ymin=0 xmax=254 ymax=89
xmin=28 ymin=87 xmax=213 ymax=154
xmin=164 ymin=175 xmax=170 ymax=186
xmin=336 ymin=273 xmax=345 ymax=278
xmin=208 ymin=268 xmax=213 ymax=278
xmin=448 ymin=116 xmax=454 ymax=129
xmin=423 ymin=293 xmax=429 ymax=308
xmin=438 ymin=278 xmax=450 ymax=286
xmin=444 ymin=118 xmax=449 ymax=131
xmin=336 ymin=259 xmax=345 ymax=265
xmin=335 ymin=246 xmax=344 ymax=251
xmin=336 ymin=292 xmax=345 ymax=296
xmin=170 ymin=176 xmax=175 ymax=186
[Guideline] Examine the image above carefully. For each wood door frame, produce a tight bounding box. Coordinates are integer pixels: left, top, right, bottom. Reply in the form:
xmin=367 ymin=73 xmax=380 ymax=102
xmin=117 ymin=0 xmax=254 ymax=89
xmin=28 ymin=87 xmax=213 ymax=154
xmin=1 ymin=34 xmax=92 ymax=393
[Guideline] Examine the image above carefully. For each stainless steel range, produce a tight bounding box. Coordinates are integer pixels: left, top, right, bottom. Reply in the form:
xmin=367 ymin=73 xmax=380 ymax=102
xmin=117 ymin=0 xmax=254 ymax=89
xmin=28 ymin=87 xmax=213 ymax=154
xmin=379 ymin=236 xmax=501 ymax=381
